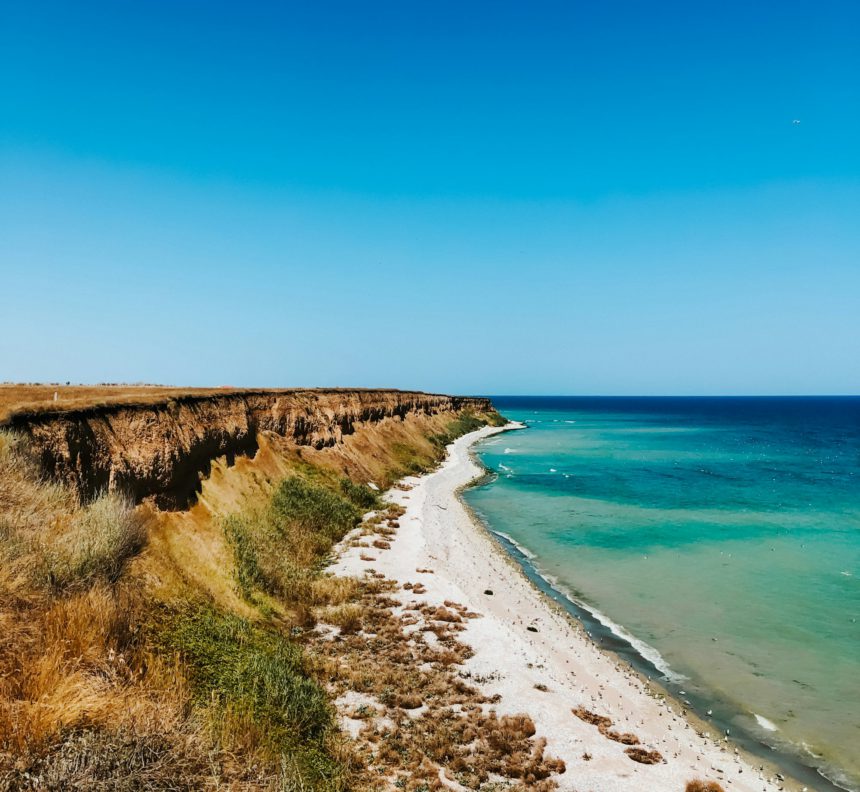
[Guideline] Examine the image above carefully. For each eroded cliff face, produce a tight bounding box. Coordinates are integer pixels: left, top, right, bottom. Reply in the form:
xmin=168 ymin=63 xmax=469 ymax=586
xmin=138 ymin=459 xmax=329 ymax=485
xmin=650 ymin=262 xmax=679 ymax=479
xmin=3 ymin=389 xmax=491 ymax=508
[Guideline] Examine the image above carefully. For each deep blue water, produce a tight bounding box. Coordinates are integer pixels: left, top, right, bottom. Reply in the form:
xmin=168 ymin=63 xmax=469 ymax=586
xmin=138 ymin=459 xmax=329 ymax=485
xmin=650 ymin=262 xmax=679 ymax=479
xmin=464 ymin=397 xmax=860 ymax=791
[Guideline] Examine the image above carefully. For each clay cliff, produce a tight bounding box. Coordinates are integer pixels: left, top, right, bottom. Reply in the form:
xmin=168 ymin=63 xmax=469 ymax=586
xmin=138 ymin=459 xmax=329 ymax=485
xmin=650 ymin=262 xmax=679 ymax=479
xmin=2 ymin=389 xmax=492 ymax=508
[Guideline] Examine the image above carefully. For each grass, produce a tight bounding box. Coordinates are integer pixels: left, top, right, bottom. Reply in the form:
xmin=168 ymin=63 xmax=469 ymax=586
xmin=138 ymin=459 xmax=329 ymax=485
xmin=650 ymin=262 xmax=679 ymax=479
xmin=0 ymin=430 xmax=350 ymax=789
xmin=154 ymin=604 xmax=341 ymax=775
xmin=0 ymin=438 xmax=201 ymax=786
xmin=0 ymin=577 xmax=218 ymax=789
xmin=338 ymin=477 xmax=380 ymax=509
xmin=685 ymin=782 xmax=726 ymax=792
xmin=271 ymin=476 xmax=365 ymax=541
xmin=319 ymin=602 xmax=363 ymax=633
xmin=223 ymin=475 xmax=367 ymax=604
xmin=45 ymin=493 xmax=146 ymax=589
xmin=310 ymin=576 xmax=566 ymax=790
xmin=384 ymin=410 xmax=500 ymax=480
xmin=0 ymin=404 xmax=511 ymax=790
xmin=0 ymin=430 xmax=145 ymax=592
xmin=3 ymin=728 xmax=203 ymax=791
xmin=428 ymin=410 xmax=505 ymax=450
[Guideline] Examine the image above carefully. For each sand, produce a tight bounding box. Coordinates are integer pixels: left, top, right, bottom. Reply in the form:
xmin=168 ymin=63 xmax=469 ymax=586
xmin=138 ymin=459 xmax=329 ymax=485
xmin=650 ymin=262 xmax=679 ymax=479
xmin=331 ymin=424 xmax=791 ymax=792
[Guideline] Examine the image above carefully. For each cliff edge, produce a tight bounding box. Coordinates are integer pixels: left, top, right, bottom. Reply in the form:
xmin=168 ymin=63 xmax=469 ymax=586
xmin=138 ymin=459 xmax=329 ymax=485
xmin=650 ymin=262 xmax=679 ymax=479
xmin=2 ymin=389 xmax=492 ymax=508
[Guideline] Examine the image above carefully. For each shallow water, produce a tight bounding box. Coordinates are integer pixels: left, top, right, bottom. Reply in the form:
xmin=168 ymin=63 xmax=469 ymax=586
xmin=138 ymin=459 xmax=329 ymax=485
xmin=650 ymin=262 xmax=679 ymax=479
xmin=464 ymin=397 xmax=860 ymax=791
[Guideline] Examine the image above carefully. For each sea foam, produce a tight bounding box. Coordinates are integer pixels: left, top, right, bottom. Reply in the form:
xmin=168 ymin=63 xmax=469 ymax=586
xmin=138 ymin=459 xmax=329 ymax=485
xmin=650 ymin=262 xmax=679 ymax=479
xmin=490 ymin=530 xmax=536 ymax=559
xmin=754 ymin=713 xmax=779 ymax=732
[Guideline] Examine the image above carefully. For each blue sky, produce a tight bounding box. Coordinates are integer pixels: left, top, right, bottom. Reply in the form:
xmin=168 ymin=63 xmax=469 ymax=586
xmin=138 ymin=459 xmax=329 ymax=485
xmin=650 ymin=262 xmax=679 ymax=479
xmin=2 ymin=1 xmax=859 ymax=394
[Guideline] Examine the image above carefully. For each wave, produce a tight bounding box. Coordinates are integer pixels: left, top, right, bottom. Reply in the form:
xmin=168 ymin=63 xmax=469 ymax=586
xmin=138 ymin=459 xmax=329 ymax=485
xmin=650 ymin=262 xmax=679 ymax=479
xmin=503 ymin=448 xmax=517 ymax=454
xmin=484 ymin=529 xmax=684 ymax=683
xmin=556 ymin=585 xmax=685 ymax=683
xmin=754 ymin=713 xmax=779 ymax=732
xmin=471 ymin=520 xmax=856 ymax=791
xmin=489 ymin=530 xmax=536 ymax=559
xmin=818 ymin=764 xmax=857 ymax=792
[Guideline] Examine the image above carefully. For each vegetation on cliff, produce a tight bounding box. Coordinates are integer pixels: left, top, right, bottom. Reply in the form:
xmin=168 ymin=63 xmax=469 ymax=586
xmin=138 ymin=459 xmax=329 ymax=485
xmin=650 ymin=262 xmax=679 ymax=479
xmin=0 ymin=402 xmax=524 ymax=791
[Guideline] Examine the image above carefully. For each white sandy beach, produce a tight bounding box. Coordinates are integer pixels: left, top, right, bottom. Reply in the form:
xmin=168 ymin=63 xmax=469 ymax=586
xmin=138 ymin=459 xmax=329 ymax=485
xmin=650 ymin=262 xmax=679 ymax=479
xmin=331 ymin=424 xmax=791 ymax=792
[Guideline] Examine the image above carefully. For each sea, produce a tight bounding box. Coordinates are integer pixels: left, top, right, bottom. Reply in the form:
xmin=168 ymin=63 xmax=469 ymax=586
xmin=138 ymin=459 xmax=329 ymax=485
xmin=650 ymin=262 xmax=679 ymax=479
xmin=463 ymin=397 xmax=860 ymax=791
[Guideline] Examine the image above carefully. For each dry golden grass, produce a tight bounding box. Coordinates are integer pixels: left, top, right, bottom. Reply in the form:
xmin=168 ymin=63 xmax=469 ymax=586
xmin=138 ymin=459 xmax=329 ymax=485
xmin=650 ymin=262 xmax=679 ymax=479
xmin=0 ymin=572 xmax=223 ymax=789
xmin=625 ymin=746 xmax=664 ymax=764
xmin=0 ymin=383 xmax=221 ymax=422
xmin=0 ymin=431 xmax=346 ymax=789
xmin=0 ymin=457 xmax=218 ymax=786
xmin=320 ymin=603 xmax=363 ymax=634
xmin=0 ymin=431 xmax=70 ymax=533
xmin=308 ymin=574 xmax=566 ymax=790
xmin=0 ymin=432 xmax=145 ymax=593
xmin=0 ymin=383 xmax=454 ymax=424
xmin=0 ymin=405 xmax=508 ymax=790
xmin=310 ymin=574 xmax=360 ymax=606
xmin=572 ymin=706 xmax=641 ymax=746
xmin=686 ymin=782 xmax=727 ymax=792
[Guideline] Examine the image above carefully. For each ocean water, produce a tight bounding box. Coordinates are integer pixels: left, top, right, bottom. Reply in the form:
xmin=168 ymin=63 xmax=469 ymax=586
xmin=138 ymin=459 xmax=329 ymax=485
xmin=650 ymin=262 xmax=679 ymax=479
xmin=464 ymin=397 xmax=860 ymax=791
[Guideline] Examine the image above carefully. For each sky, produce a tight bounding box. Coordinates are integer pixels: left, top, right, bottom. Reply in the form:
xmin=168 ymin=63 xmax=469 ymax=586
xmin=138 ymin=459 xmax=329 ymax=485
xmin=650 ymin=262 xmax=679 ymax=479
xmin=2 ymin=1 xmax=859 ymax=395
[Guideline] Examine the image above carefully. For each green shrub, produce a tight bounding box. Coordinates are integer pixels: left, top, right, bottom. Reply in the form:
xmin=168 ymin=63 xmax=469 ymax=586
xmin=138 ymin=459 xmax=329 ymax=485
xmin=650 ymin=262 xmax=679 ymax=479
xmin=155 ymin=604 xmax=343 ymax=786
xmin=223 ymin=513 xmax=266 ymax=597
xmin=271 ymin=476 xmax=362 ymax=541
xmin=429 ymin=410 xmax=496 ymax=450
xmin=338 ymin=478 xmax=380 ymax=510
xmin=223 ymin=511 xmax=314 ymax=602
xmin=224 ymin=476 xmax=363 ymax=602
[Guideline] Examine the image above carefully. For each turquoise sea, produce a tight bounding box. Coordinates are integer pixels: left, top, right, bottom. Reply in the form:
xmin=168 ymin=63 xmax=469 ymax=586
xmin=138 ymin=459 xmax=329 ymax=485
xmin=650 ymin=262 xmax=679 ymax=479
xmin=464 ymin=397 xmax=860 ymax=791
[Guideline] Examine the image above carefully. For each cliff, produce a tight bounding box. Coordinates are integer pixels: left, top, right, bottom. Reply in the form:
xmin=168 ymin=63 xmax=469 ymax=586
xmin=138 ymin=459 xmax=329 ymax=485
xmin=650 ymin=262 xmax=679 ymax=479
xmin=2 ymin=389 xmax=492 ymax=508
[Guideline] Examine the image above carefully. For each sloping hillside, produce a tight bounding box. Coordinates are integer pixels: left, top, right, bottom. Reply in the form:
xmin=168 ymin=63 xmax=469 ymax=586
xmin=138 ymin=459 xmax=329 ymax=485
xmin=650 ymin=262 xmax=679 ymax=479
xmin=0 ymin=388 xmax=540 ymax=791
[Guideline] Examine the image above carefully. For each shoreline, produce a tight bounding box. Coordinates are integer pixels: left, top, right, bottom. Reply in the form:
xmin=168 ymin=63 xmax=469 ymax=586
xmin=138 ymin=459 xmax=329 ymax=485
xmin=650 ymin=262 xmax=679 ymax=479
xmin=330 ymin=424 xmax=800 ymax=791
xmin=463 ymin=425 xmax=852 ymax=792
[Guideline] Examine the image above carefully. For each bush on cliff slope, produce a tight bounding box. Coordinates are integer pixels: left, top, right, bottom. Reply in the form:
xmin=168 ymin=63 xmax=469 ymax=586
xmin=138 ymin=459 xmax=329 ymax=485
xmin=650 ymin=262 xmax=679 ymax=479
xmin=46 ymin=493 xmax=145 ymax=589
xmin=0 ymin=430 xmax=144 ymax=591
xmin=0 ymin=431 xmax=350 ymax=790
xmin=224 ymin=475 xmax=368 ymax=603
xmin=153 ymin=603 xmax=343 ymax=787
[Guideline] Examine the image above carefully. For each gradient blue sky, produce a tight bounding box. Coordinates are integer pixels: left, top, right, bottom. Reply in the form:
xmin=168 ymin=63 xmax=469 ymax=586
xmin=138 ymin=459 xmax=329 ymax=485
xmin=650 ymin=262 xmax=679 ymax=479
xmin=2 ymin=1 xmax=859 ymax=394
